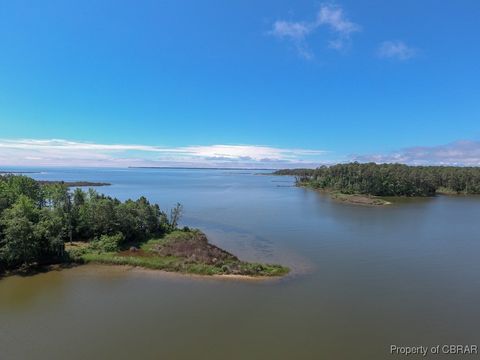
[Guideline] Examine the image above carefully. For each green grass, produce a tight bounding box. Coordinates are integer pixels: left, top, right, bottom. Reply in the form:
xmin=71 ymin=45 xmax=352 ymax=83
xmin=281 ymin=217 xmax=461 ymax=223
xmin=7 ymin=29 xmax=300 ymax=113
xmin=70 ymin=230 xmax=290 ymax=277
xmin=80 ymin=251 xmax=289 ymax=276
xmin=303 ymin=186 xmax=391 ymax=206
xmin=235 ymin=262 xmax=290 ymax=276
xmin=81 ymin=252 xmax=182 ymax=270
xmin=330 ymin=192 xmax=391 ymax=206
xmin=436 ymin=187 xmax=463 ymax=195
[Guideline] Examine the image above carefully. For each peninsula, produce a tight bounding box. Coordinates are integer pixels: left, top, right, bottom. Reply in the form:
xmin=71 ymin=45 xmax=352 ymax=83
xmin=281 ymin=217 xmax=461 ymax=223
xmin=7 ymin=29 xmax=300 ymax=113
xmin=274 ymin=162 xmax=480 ymax=205
xmin=0 ymin=174 xmax=288 ymax=278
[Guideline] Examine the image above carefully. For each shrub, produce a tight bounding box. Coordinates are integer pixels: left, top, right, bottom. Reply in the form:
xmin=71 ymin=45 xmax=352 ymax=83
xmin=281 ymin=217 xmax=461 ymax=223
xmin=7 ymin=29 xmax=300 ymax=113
xmin=90 ymin=233 xmax=125 ymax=252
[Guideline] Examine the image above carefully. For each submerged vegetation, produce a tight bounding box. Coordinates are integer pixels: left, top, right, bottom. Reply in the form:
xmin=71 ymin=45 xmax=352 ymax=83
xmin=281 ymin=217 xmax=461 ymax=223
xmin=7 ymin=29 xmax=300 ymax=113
xmin=0 ymin=174 xmax=288 ymax=277
xmin=275 ymin=162 xmax=480 ymax=203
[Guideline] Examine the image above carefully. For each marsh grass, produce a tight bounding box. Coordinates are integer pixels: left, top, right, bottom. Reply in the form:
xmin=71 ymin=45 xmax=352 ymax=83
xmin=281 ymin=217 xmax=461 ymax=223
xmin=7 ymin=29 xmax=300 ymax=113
xmin=72 ymin=230 xmax=289 ymax=277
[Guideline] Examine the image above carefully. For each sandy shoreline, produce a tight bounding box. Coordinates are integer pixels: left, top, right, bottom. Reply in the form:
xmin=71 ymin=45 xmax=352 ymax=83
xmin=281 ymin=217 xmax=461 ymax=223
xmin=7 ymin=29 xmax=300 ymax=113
xmin=300 ymin=185 xmax=391 ymax=206
xmin=120 ymin=264 xmax=287 ymax=282
xmin=2 ymin=263 xmax=289 ymax=282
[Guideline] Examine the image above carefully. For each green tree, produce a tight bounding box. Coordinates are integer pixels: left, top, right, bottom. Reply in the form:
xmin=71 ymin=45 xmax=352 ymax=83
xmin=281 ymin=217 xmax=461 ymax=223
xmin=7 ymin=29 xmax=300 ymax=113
xmin=0 ymin=175 xmax=185 ymax=272
xmin=0 ymin=175 xmax=42 ymax=212
xmin=0 ymin=195 xmax=41 ymax=268
xmin=169 ymin=203 xmax=183 ymax=229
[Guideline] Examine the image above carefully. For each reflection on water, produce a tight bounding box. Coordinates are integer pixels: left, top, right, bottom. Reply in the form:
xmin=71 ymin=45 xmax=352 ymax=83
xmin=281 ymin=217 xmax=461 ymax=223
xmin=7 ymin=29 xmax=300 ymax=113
xmin=1 ymin=168 xmax=480 ymax=360
xmin=0 ymin=270 xmax=67 ymax=310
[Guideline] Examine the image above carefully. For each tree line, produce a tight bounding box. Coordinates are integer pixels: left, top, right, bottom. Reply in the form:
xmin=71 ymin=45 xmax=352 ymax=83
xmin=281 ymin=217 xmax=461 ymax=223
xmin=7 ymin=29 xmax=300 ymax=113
xmin=0 ymin=175 xmax=180 ymax=272
xmin=274 ymin=162 xmax=480 ymax=196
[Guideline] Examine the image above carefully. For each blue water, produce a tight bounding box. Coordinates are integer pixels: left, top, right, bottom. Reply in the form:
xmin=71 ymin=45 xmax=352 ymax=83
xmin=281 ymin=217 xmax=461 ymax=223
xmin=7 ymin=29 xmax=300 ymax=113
xmin=1 ymin=167 xmax=480 ymax=359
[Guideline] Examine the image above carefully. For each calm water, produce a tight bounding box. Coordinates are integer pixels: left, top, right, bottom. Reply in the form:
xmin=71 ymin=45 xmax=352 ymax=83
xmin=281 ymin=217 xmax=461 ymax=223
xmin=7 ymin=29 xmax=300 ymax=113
xmin=1 ymin=168 xmax=480 ymax=359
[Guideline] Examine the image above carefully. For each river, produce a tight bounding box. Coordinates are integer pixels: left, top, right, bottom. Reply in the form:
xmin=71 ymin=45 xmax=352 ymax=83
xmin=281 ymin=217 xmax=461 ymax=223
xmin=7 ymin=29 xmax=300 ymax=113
xmin=1 ymin=168 xmax=479 ymax=359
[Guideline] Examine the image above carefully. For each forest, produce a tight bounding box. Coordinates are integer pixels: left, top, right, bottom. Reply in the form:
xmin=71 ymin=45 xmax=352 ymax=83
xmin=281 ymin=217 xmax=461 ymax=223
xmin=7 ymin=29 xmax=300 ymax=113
xmin=0 ymin=174 xmax=173 ymax=272
xmin=274 ymin=163 xmax=480 ymax=196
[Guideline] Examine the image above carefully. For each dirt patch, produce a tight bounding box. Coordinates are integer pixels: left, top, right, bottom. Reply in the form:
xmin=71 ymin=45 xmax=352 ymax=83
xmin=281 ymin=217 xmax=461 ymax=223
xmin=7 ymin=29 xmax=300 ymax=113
xmin=151 ymin=231 xmax=238 ymax=265
xmin=118 ymin=249 xmax=154 ymax=258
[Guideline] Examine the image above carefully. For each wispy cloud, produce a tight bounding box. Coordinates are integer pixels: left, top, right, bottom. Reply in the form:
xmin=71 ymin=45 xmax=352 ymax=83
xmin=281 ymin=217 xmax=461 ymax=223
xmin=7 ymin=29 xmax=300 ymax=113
xmin=269 ymin=20 xmax=314 ymax=59
xmin=316 ymin=3 xmax=361 ymax=50
xmin=377 ymin=40 xmax=416 ymax=60
xmin=0 ymin=139 xmax=329 ymax=169
xmin=3 ymin=139 xmax=478 ymax=169
xmin=353 ymin=140 xmax=480 ymax=166
xmin=269 ymin=3 xmax=360 ymax=59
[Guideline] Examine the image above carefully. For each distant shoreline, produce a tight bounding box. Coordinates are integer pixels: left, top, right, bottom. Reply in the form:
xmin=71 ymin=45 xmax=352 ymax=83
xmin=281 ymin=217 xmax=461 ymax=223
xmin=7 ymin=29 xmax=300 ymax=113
xmin=0 ymin=172 xmax=112 ymax=187
xmin=0 ymin=170 xmax=39 ymax=174
xmin=37 ymin=180 xmax=111 ymax=187
xmin=129 ymin=166 xmax=276 ymax=171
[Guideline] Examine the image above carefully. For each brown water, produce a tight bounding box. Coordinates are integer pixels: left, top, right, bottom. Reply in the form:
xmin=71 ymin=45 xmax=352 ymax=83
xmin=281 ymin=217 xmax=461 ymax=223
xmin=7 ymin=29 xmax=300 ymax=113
xmin=1 ymin=168 xmax=480 ymax=359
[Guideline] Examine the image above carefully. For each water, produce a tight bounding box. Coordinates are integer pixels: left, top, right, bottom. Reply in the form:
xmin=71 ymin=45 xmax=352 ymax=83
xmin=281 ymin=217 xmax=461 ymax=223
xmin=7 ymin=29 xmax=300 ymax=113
xmin=1 ymin=168 xmax=480 ymax=359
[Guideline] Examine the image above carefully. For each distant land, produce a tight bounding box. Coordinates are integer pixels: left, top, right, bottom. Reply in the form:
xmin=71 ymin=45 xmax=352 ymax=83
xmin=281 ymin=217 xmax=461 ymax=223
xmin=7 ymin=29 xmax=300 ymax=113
xmin=0 ymin=171 xmax=38 ymax=174
xmin=0 ymin=172 xmax=111 ymax=187
xmin=37 ymin=180 xmax=111 ymax=187
xmin=275 ymin=162 xmax=480 ymax=206
xmin=129 ymin=166 xmax=277 ymax=171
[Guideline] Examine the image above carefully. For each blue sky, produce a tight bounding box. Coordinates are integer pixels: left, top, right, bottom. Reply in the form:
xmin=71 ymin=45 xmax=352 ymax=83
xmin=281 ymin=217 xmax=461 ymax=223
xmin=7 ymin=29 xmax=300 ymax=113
xmin=0 ymin=1 xmax=479 ymax=167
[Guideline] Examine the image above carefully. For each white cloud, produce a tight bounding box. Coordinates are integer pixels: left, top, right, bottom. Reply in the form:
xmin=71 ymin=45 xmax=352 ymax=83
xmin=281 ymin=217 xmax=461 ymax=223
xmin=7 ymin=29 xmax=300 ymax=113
xmin=377 ymin=40 xmax=416 ymax=60
xmin=269 ymin=20 xmax=314 ymax=59
xmin=270 ymin=20 xmax=311 ymax=40
xmin=316 ymin=3 xmax=361 ymax=50
xmin=6 ymin=139 xmax=478 ymax=169
xmin=352 ymin=140 xmax=480 ymax=166
xmin=269 ymin=3 xmax=360 ymax=58
xmin=317 ymin=4 xmax=360 ymax=34
xmin=0 ymin=139 xmax=329 ymax=169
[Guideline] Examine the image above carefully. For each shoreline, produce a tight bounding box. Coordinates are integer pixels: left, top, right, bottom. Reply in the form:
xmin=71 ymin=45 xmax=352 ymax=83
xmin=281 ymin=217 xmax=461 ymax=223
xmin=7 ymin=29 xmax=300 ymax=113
xmin=329 ymin=191 xmax=392 ymax=206
xmin=2 ymin=230 xmax=290 ymax=281
xmin=73 ymin=230 xmax=290 ymax=278
xmin=1 ymin=262 xmax=288 ymax=282
xmin=304 ymin=185 xmax=480 ymax=206
xmin=300 ymin=185 xmax=392 ymax=206
xmin=126 ymin=264 xmax=287 ymax=281
xmin=37 ymin=180 xmax=111 ymax=187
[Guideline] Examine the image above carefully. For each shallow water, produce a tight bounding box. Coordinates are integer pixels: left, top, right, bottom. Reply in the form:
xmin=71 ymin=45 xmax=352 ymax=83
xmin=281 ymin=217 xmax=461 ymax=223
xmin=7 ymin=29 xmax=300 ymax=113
xmin=1 ymin=168 xmax=480 ymax=359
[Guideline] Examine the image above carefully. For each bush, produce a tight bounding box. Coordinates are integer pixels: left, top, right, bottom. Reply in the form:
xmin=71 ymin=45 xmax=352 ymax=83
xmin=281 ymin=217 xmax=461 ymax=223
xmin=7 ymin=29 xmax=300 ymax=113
xmin=90 ymin=233 xmax=125 ymax=252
